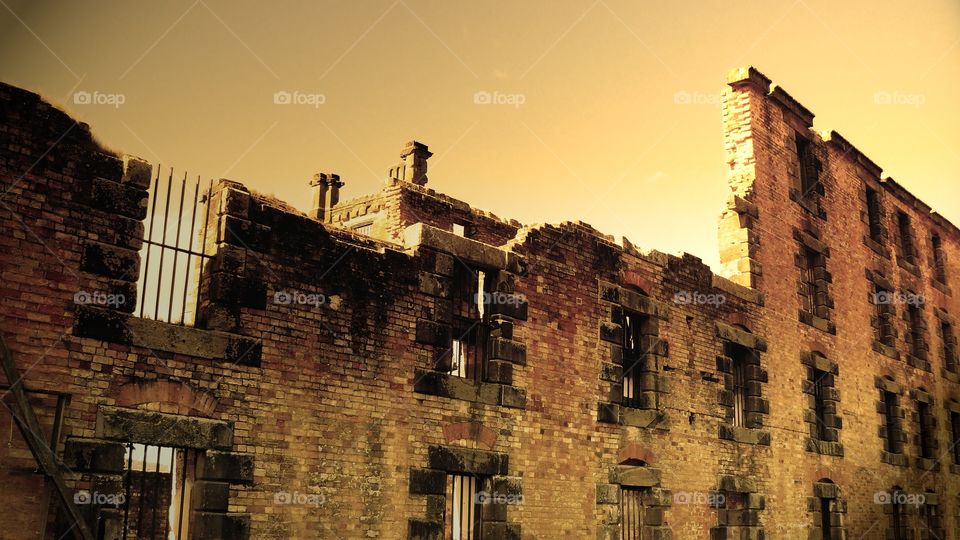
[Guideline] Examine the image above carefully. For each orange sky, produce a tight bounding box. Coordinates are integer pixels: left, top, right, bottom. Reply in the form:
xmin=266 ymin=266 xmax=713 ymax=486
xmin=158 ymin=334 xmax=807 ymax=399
xmin=2 ymin=0 xmax=958 ymax=269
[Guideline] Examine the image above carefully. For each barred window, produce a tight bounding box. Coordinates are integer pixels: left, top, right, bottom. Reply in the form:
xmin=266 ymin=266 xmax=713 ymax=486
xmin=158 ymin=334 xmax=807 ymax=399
xmin=897 ymin=212 xmax=915 ymax=264
xmin=727 ymin=343 xmax=749 ymax=428
xmin=796 ymin=135 xmax=820 ymax=197
xmin=917 ymin=398 xmax=935 ymax=460
xmin=449 ymin=265 xmax=490 ymax=381
xmin=812 ymin=368 xmax=829 ymax=441
xmin=883 ymin=391 xmax=899 ymax=454
xmin=621 ymin=310 xmax=646 ymax=409
xmin=932 ymin=234 xmax=947 ymax=282
xmin=620 ymin=487 xmax=649 ymax=540
xmin=866 ymin=187 xmax=883 ymax=242
xmin=447 ymin=474 xmax=482 ymax=540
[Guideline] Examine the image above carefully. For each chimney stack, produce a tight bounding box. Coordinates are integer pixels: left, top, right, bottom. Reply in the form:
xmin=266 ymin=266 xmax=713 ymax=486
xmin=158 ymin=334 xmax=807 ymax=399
xmin=388 ymin=140 xmax=433 ymax=186
xmin=310 ymin=173 xmax=343 ymax=222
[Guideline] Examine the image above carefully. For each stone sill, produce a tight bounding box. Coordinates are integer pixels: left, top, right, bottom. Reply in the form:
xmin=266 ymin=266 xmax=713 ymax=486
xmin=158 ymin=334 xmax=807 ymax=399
xmin=931 ymin=278 xmax=952 ymax=296
xmin=880 ymin=451 xmax=908 ymax=467
xmin=799 ymin=310 xmax=836 ymax=335
xmin=942 ymin=369 xmax=960 ymax=384
xmin=872 ymin=340 xmax=900 ymax=360
xmin=719 ymin=423 xmax=770 ymax=445
xmin=413 ymin=369 xmax=526 ymax=409
xmin=597 ymin=402 xmax=667 ymax=429
xmin=896 ymin=257 xmax=920 ymax=277
xmin=950 ymin=464 xmax=960 ymax=475
xmin=805 ymin=438 xmax=844 ymax=457
xmin=73 ymin=305 xmax=262 ymax=366
xmin=916 ymin=457 xmax=939 ymax=471
xmin=863 ymin=236 xmax=889 ymax=259
xmin=906 ymin=354 xmax=931 ymax=372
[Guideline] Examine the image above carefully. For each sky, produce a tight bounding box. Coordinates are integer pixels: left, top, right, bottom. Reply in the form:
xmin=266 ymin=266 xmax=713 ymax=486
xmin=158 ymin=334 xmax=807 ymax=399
xmin=1 ymin=0 xmax=958 ymax=269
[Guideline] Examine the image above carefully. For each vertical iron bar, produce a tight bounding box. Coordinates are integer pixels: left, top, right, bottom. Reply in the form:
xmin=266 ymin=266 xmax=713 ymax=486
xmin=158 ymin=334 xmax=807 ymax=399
xmin=154 ymin=170 xmax=174 ymax=319
xmin=167 ymin=173 xmax=188 ymax=323
xmin=194 ymin=179 xmax=214 ymax=324
xmin=122 ymin=443 xmax=133 ymax=539
xmin=181 ymin=178 xmax=201 ymax=324
xmin=140 ymin=166 xmax=162 ymax=318
xmin=176 ymin=449 xmax=188 ymax=539
xmin=149 ymin=447 xmax=164 ymax=539
xmin=136 ymin=445 xmax=149 ymax=538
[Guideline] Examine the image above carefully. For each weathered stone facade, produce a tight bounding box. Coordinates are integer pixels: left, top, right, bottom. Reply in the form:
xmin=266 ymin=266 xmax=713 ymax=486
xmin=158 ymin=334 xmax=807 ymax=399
xmin=0 ymin=66 xmax=958 ymax=539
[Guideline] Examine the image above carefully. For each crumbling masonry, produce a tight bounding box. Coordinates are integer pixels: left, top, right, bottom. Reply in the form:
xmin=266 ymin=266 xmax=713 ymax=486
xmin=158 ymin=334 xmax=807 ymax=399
xmin=1 ymin=66 xmax=959 ymax=539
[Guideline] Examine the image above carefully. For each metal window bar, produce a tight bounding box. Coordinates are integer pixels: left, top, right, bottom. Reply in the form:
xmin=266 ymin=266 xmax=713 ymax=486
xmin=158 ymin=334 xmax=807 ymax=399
xmin=932 ymin=234 xmax=946 ymax=282
xmin=118 ymin=443 xmax=190 ymax=539
xmin=448 ymin=474 xmax=481 ymax=540
xmin=813 ymin=369 xmax=828 ymax=441
xmin=897 ymin=212 xmax=914 ymax=263
xmin=728 ymin=344 xmax=748 ymax=428
xmin=796 ymin=135 xmax=819 ymax=197
xmin=620 ymin=487 xmax=646 ymax=540
xmin=874 ymin=285 xmax=894 ymax=346
xmin=943 ymin=321 xmax=956 ymax=372
xmin=137 ymin=166 xmax=214 ymax=326
xmin=622 ymin=312 xmax=644 ymax=408
xmin=800 ymin=248 xmax=817 ymax=313
xmin=820 ymin=498 xmax=832 ymax=540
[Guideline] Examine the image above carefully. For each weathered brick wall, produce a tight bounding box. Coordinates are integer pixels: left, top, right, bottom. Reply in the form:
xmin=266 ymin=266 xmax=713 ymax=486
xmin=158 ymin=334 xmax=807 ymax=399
xmin=2 ymin=64 xmax=959 ymax=540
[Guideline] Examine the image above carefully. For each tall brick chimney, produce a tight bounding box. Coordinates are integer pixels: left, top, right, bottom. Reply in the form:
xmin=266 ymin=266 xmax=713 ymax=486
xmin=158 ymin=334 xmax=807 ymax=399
xmin=309 ymin=172 xmax=343 ymax=222
xmin=388 ymin=140 xmax=432 ymax=186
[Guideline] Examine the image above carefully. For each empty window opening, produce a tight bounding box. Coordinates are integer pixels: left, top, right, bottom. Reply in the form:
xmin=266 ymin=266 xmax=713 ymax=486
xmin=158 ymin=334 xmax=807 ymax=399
xmin=621 ymin=311 xmax=649 ymax=409
xmin=897 ymin=212 xmax=915 ymax=264
xmin=449 ymin=266 xmax=489 ymax=381
xmin=819 ymin=497 xmax=832 ymax=540
xmin=351 ymin=220 xmax=373 ymax=235
xmin=951 ymin=412 xmax=960 ymax=465
xmin=873 ymin=284 xmax=896 ymax=347
xmin=866 ymin=187 xmax=883 ymax=241
xmin=942 ymin=319 xmax=957 ymax=373
xmin=918 ymin=400 xmax=935 ymax=460
xmin=796 ymin=135 xmax=819 ymax=197
xmin=883 ymin=391 xmax=899 ymax=454
xmin=452 ymin=223 xmax=466 ymax=237
xmin=446 ymin=474 xmax=481 ymax=540
xmin=907 ymin=302 xmax=925 ymax=358
xmin=932 ymin=234 xmax=947 ymax=282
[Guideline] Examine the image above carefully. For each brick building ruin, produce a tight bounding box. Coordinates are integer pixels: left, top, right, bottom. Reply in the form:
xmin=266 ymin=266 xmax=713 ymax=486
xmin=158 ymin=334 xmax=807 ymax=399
xmin=0 ymin=66 xmax=958 ymax=539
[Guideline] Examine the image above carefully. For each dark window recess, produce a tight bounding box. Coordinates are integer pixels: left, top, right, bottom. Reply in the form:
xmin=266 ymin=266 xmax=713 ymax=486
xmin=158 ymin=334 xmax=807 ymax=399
xmin=621 ymin=311 xmax=648 ymax=408
xmin=820 ymin=497 xmax=832 ymax=540
xmin=943 ymin=320 xmax=957 ymax=373
xmin=447 ymin=474 xmax=481 ymax=540
xmin=620 ymin=487 xmax=649 ymax=540
xmin=883 ymin=391 xmax=899 ymax=454
xmin=873 ymin=284 xmax=896 ymax=347
xmin=866 ymin=187 xmax=883 ymax=241
xmin=952 ymin=412 xmax=960 ymax=465
xmin=800 ymin=247 xmax=818 ymax=314
xmin=796 ymin=135 xmax=820 ymax=198
xmin=922 ymin=501 xmax=941 ymax=532
xmin=891 ymin=490 xmax=905 ymax=540
xmin=812 ymin=369 xmax=829 ymax=441
xmin=727 ymin=343 xmax=750 ymax=428
xmin=932 ymin=234 xmax=947 ymax=282
xmin=907 ymin=303 xmax=925 ymax=359
xmin=897 ymin=212 xmax=915 ymax=264
xmin=918 ymin=400 xmax=935 ymax=460
xmin=449 ymin=265 xmax=491 ymax=382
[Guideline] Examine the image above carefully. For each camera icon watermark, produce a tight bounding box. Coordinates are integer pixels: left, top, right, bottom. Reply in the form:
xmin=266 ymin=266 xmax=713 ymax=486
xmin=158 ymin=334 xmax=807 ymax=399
xmin=73 ymin=91 xmax=126 ymax=108
xmin=474 ymin=491 xmax=524 ymax=505
xmin=673 ymin=90 xmax=721 ymax=107
xmin=473 ymin=90 xmax=526 ymax=108
xmin=273 ymin=90 xmax=326 ymax=108
xmin=273 ymin=290 xmax=326 ymax=308
xmin=873 ymin=91 xmax=925 ymax=108
xmin=872 ymin=291 xmax=924 ymax=306
xmin=475 ymin=291 xmax=526 ymax=307
xmin=673 ymin=291 xmax=726 ymax=306
xmin=874 ymin=490 xmax=925 ymax=507
xmin=673 ymin=491 xmax=724 ymax=507
xmin=74 ymin=290 xmax=125 ymax=308
xmin=74 ymin=490 xmax=126 ymax=506
xmin=274 ymin=490 xmax=325 ymax=507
